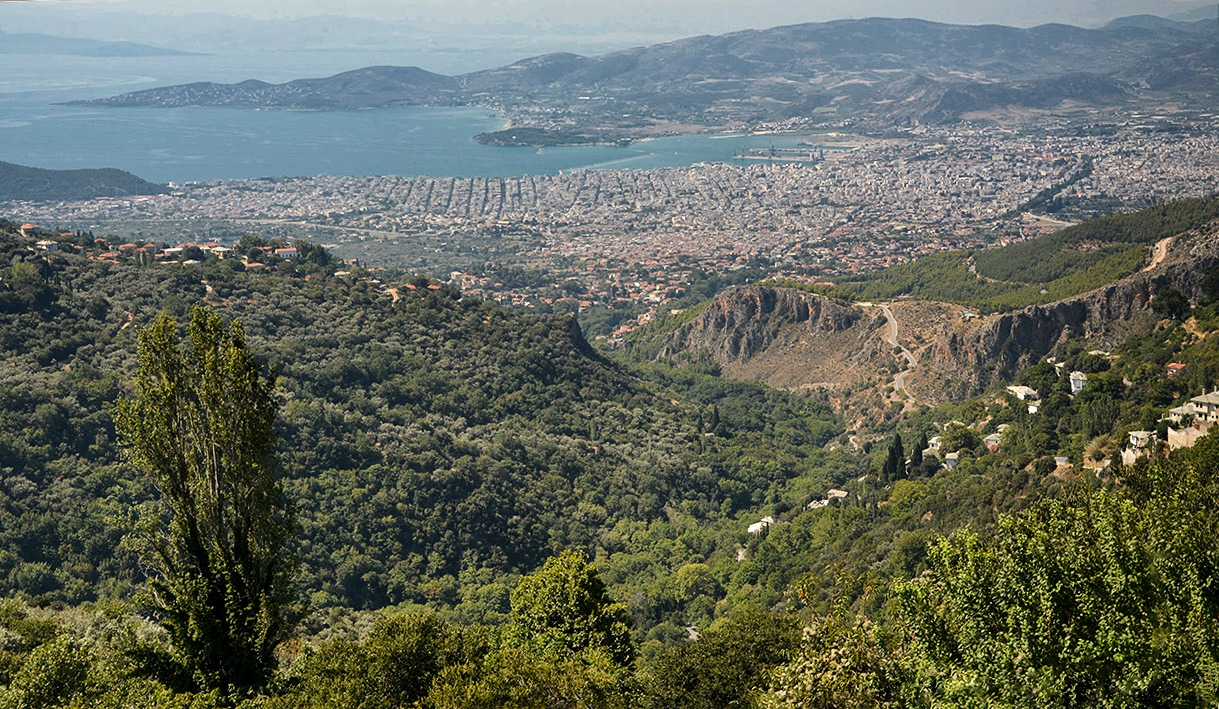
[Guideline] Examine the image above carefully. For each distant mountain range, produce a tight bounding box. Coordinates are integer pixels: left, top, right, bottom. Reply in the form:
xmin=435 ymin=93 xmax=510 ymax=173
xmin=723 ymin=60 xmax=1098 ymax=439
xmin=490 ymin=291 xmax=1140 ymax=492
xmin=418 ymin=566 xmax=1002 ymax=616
xmin=0 ymin=161 xmax=167 ymax=202
xmin=71 ymin=15 xmax=1218 ymax=138
xmin=0 ymin=32 xmax=200 ymax=57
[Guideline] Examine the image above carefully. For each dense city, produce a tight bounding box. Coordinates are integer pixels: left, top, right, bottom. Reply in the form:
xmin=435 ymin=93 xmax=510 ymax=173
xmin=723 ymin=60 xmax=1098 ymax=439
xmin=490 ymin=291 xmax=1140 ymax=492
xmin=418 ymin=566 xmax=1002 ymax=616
xmin=8 ymin=124 xmax=1219 ymax=336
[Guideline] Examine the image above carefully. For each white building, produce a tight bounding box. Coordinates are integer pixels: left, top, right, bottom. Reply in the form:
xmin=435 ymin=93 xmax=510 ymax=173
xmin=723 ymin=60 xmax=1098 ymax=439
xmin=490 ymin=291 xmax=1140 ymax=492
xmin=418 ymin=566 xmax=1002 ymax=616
xmin=1191 ymin=391 xmax=1219 ymax=423
xmin=1069 ymin=371 xmax=1088 ymax=394
xmin=1164 ymin=390 xmax=1219 ymax=425
xmin=748 ymin=516 xmax=775 ymax=535
xmin=1167 ymin=403 xmax=1195 ymax=423
xmin=1121 ymin=430 xmax=1155 ymax=466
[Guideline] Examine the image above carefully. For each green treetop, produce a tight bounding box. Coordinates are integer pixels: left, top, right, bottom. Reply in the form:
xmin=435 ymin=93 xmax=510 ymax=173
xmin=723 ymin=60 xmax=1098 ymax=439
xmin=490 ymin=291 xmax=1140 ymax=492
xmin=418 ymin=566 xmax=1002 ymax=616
xmin=505 ymin=550 xmax=635 ymax=669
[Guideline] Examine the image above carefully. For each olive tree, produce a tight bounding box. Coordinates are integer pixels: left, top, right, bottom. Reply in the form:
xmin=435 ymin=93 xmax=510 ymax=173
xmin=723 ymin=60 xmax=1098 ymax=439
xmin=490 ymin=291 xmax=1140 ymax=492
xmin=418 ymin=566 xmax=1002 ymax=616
xmin=504 ymin=550 xmax=634 ymax=668
xmin=114 ymin=306 xmax=294 ymax=692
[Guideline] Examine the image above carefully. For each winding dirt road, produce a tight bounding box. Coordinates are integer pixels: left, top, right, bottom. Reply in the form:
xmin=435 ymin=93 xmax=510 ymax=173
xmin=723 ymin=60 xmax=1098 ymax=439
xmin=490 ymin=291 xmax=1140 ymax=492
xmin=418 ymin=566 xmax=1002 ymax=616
xmin=877 ymin=303 xmax=919 ymax=403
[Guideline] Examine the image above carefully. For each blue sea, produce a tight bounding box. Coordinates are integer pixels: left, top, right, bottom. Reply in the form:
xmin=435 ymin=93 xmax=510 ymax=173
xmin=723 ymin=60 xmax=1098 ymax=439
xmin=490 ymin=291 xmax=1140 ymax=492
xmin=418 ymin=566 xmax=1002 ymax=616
xmin=0 ymin=49 xmax=824 ymax=183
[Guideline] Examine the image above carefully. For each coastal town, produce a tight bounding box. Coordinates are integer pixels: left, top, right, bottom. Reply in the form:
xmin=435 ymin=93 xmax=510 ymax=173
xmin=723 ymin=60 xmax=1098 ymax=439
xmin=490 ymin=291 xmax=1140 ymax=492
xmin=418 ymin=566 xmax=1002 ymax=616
xmin=8 ymin=124 xmax=1219 ymax=336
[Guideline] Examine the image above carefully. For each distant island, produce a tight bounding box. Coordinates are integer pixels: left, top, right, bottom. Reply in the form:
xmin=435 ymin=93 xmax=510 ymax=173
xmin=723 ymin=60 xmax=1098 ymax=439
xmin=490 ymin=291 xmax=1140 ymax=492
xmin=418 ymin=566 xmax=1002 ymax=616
xmin=0 ymin=161 xmax=168 ymax=202
xmin=0 ymin=31 xmax=202 ymax=57
xmin=67 ymin=15 xmax=1217 ymax=144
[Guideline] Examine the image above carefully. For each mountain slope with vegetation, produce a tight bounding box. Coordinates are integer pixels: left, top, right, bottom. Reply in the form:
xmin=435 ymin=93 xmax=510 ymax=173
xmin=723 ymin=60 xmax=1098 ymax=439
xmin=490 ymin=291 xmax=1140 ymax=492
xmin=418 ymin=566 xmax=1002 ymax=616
xmin=3 ymin=218 xmax=1219 ymax=706
xmin=0 ymin=160 xmax=167 ymax=202
xmin=831 ymin=196 xmax=1219 ymax=312
xmin=3 ymin=197 xmax=1219 ymax=705
xmin=0 ymin=222 xmax=854 ymax=626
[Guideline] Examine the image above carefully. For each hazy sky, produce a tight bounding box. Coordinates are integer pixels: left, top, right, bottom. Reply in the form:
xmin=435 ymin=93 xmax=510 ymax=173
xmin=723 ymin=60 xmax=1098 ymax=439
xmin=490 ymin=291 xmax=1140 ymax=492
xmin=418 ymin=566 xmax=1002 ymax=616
xmin=5 ymin=0 xmax=1215 ymax=30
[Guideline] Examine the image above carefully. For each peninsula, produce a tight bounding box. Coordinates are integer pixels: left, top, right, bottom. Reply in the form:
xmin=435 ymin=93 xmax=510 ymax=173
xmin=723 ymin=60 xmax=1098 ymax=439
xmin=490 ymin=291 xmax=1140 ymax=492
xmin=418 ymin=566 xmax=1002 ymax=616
xmin=70 ymin=15 xmax=1218 ymax=144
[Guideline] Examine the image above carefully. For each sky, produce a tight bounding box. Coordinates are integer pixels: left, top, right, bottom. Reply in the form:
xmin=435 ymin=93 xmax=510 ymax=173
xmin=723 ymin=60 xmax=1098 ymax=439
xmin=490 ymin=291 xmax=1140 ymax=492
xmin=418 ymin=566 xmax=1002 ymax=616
xmin=1 ymin=0 xmax=1214 ymax=78
xmin=3 ymin=0 xmax=1215 ymax=31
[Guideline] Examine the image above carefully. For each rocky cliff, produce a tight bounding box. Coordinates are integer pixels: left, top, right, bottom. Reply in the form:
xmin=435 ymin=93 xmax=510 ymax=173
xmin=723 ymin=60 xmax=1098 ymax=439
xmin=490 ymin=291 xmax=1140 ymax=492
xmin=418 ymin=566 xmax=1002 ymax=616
xmin=654 ymin=220 xmax=1219 ymax=409
xmin=913 ymin=220 xmax=1219 ymax=400
xmin=654 ymin=287 xmax=899 ymax=418
xmin=657 ymin=286 xmax=862 ymax=364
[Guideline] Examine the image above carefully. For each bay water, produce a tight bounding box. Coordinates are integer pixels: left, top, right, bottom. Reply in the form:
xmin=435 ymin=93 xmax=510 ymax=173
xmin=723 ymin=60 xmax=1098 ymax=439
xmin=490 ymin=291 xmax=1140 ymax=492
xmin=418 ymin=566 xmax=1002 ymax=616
xmin=0 ymin=49 xmax=824 ymax=183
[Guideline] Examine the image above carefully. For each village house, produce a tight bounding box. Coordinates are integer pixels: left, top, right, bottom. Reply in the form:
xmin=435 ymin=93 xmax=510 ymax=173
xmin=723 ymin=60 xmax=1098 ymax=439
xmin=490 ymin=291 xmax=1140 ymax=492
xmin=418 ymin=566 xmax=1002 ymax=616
xmin=747 ymin=516 xmax=775 ymax=535
xmin=1168 ymin=390 xmax=1219 ymax=425
xmin=811 ymin=489 xmax=850 ymax=508
xmin=1007 ymin=386 xmax=1042 ymax=413
xmin=1163 ymin=390 xmax=1219 ymax=452
xmin=1167 ymin=402 xmax=1195 ymax=423
xmin=1191 ymin=391 xmax=1219 ymax=423
xmin=1069 ymin=371 xmax=1088 ymax=394
xmin=1168 ymin=424 xmax=1211 ymax=451
xmin=1121 ymin=430 xmax=1155 ymax=466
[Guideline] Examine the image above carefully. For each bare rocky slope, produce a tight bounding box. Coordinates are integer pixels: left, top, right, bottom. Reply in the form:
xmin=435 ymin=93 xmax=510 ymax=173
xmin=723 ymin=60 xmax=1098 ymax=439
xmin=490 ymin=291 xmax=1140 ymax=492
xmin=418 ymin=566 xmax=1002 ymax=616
xmin=653 ymin=219 xmax=1219 ymax=410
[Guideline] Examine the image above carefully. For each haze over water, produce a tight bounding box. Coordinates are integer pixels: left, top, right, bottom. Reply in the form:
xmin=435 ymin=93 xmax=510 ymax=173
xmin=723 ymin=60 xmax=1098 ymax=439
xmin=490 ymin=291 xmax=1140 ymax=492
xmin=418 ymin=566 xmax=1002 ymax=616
xmin=0 ymin=50 xmax=822 ymax=183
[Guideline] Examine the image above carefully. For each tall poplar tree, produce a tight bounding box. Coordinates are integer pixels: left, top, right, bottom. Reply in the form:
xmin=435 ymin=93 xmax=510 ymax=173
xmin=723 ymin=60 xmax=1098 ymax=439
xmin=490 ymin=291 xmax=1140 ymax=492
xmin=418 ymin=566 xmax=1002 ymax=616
xmin=114 ymin=306 xmax=295 ymax=692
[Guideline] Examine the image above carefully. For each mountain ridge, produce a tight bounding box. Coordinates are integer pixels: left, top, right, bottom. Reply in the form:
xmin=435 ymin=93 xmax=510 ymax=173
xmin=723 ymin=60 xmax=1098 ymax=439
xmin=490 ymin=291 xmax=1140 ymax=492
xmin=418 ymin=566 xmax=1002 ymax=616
xmin=69 ymin=15 xmax=1218 ymax=137
xmin=0 ymin=31 xmax=201 ymax=57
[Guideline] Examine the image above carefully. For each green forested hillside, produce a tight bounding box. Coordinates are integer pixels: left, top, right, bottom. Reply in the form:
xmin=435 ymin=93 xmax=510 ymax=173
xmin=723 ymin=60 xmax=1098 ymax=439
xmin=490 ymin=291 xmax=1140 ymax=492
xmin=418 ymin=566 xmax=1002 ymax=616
xmin=829 ymin=196 xmax=1219 ymax=313
xmin=0 ymin=161 xmax=167 ymax=202
xmin=0 ymin=224 xmax=859 ymax=626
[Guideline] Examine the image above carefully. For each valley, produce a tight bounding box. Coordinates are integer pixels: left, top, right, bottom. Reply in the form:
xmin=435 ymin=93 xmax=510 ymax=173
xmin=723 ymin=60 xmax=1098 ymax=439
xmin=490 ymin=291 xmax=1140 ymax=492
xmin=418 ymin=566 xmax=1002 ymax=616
xmin=4 ymin=194 xmax=1219 ymax=705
